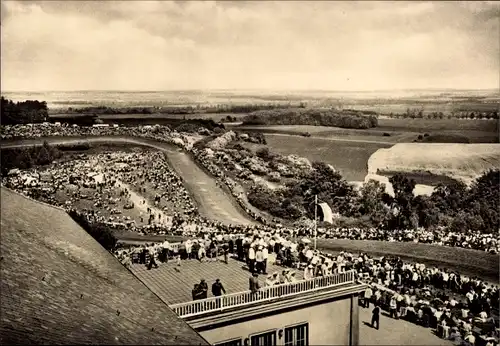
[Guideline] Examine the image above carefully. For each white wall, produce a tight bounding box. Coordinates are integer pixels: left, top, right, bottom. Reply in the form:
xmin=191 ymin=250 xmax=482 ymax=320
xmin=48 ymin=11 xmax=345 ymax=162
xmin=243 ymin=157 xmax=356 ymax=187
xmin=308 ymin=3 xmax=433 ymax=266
xmin=200 ymin=297 xmax=352 ymax=346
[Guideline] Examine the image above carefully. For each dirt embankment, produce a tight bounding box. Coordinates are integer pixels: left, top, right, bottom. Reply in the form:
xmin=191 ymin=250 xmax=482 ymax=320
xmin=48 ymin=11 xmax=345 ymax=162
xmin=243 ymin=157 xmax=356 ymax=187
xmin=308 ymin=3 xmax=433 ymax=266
xmin=365 ymin=143 xmax=500 ymax=195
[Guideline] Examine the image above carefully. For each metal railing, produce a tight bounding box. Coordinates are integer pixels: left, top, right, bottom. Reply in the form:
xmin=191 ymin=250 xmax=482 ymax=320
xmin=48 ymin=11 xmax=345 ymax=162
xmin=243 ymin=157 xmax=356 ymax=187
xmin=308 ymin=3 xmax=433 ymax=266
xmin=170 ymin=270 xmax=355 ymax=318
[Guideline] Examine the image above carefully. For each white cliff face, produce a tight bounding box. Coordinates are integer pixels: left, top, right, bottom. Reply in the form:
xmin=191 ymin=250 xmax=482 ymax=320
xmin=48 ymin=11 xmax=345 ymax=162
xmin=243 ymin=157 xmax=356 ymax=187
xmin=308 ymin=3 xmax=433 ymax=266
xmin=364 ymin=143 xmax=500 ymax=197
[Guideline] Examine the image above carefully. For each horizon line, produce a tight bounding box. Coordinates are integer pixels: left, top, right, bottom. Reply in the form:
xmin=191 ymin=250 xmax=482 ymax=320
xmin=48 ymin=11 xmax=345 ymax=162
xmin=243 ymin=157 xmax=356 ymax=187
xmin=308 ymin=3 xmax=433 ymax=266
xmin=2 ymin=87 xmax=499 ymax=94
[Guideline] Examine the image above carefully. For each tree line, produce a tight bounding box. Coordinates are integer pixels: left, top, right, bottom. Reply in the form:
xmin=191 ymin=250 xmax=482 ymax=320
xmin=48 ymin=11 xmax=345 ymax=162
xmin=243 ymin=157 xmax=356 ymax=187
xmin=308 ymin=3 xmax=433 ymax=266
xmin=1 ymin=97 xmax=49 ymax=125
xmin=242 ymin=108 xmax=378 ymax=129
xmin=248 ymin=160 xmax=499 ymax=233
xmin=387 ymin=108 xmax=498 ymax=120
xmin=1 ymin=141 xmax=63 ymax=175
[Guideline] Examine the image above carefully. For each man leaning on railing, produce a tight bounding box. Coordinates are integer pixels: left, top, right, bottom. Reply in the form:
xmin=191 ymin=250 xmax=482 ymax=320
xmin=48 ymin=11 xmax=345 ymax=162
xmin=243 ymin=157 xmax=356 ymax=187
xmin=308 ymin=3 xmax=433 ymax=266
xmin=249 ymin=272 xmax=261 ymax=302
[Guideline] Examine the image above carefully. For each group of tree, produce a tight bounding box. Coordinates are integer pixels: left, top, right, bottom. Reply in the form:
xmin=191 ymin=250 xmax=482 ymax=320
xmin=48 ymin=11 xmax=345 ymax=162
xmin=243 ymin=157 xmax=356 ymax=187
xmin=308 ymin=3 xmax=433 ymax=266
xmin=209 ymin=102 xmax=305 ymax=114
xmin=242 ymin=108 xmax=378 ymax=129
xmin=1 ymin=141 xmax=62 ymax=175
xmin=388 ymin=108 xmax=498 ymax=120
xmin=1 ymin=97 xmax=49 ymax=125
xmin=248 ymin=162 xmax=499 ymax=233
xmin=67 ymin=209 xmax=117 ymax=251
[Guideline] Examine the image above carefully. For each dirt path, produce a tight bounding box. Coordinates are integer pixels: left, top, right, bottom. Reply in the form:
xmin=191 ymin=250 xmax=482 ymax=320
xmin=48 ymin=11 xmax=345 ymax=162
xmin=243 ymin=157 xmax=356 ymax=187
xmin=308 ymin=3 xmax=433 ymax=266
xmin=91 ymin=162 xmax=173 ymax=226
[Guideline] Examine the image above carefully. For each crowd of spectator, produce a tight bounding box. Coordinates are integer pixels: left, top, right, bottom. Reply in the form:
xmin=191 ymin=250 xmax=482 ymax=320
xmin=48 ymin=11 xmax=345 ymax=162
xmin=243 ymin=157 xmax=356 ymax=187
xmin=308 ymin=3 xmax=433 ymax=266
xmin=1 ymin=150 xmax=196 ymax=227
xmin=113 ymin=224 xmax=499 ymax=344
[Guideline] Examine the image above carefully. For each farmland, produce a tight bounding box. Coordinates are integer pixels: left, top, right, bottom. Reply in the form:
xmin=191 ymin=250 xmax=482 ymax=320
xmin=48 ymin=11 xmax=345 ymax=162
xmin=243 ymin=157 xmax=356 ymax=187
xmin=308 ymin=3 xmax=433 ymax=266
xmin=243 ymin=134 xmax=391 ymax=182
xmin=233 ymin=118 xmax=499 ymax=143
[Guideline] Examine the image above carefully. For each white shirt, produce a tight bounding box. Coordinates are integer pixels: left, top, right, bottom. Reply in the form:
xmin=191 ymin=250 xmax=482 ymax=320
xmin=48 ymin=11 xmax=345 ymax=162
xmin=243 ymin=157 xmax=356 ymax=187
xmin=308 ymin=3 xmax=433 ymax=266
xmin=248 ymin=247 xmax=256 ymax=260
xmin=464 ymin=334 xmax=476 ymax=344
xmin=263 ymin=248 xmax=268 ymax=259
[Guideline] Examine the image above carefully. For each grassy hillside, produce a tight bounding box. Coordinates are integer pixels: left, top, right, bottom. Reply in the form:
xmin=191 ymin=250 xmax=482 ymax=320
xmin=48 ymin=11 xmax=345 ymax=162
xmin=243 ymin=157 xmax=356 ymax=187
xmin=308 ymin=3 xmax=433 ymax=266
xmin=245 ymin=134 xmax=391 ymax=181
xmin=315 ymin=238 xmax=499 ymax=282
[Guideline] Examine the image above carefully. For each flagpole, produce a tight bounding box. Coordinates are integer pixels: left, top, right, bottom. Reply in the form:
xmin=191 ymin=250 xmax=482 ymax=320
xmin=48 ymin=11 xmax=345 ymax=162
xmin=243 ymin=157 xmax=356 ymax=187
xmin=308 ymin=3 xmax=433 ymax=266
xmin=314 ymin=194 xmax=318 ymax=251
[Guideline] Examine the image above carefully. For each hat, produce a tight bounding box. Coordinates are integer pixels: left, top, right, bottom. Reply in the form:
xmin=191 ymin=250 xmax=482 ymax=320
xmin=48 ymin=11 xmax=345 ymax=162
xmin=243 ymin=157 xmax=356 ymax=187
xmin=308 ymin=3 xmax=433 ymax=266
xmin=252 ymin=273 xmax=258 ymax=277
xmin=273 ymin=273 xmax=278 ymax=276
xmin=215 ymin=279 xmax=220 ymax=282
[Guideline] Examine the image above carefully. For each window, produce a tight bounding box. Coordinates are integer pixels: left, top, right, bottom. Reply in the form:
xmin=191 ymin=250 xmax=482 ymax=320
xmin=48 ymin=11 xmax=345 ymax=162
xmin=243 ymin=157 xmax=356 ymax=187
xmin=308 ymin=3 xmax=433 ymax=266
xmin=214 ymin=338 xmax=242 ymax=346
xmin=250 ymin=330 xmax=277 ymax=346
xmin=284 ymin=323 xmax=309 ymax=346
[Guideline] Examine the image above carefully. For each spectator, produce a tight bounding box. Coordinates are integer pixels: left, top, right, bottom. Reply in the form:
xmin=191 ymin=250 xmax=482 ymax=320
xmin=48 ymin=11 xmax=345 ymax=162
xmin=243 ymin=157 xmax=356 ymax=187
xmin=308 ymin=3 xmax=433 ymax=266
xmin=212 ymin=279 xmax=226 ymax=297
xmin=249 ymin=273 xmax=260 ymax=293
xmin=198 ymin=279 xmax=208 ymax=299
xmin=371 ymin=305 xmax=380 ymax=330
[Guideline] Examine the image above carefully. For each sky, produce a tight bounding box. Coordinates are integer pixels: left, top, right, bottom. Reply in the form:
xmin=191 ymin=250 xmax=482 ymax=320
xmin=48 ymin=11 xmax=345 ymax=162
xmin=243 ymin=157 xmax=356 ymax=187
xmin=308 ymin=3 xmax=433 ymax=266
xmin=1 ymin=1 xmax=499 ymax=91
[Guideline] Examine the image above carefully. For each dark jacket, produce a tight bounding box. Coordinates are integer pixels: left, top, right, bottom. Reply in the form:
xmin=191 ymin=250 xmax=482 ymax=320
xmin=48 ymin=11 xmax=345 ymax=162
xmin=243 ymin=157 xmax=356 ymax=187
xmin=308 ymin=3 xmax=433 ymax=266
xmin=212 ymin=282 xmax=226 ymax=297
xmin=198 ymin=281 xmax=208 ymax=299
xmin=249 ymin=276 xmax=260 ymax=293
xmin=372 ymin=306 xmax=380 ymax=318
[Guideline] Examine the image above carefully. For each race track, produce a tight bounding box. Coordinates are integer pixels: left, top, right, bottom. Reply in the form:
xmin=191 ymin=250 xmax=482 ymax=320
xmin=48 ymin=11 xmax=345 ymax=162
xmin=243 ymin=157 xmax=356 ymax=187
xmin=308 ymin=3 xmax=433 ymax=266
xmin=1 ymin=136 xmax=257 ymax=226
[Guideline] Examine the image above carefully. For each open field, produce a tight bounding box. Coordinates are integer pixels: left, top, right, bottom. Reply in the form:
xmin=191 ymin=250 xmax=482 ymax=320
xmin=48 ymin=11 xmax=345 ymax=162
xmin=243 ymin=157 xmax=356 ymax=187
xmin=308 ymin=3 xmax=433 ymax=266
xmin=368 ymin=143 xmax=500 ymax=186
xmin=244 ymin=134 xmax=391 ymax=181
xmin=315 ymin=239 xmax=499 ymax=283
xmin=233 ymin=118 xmax=499 ymax=143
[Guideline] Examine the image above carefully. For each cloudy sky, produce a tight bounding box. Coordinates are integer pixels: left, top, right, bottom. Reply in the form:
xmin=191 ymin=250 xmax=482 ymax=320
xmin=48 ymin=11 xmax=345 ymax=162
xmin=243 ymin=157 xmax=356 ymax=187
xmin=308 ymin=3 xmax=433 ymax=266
xmin=1 ymin=1 xmax=499 ymax=91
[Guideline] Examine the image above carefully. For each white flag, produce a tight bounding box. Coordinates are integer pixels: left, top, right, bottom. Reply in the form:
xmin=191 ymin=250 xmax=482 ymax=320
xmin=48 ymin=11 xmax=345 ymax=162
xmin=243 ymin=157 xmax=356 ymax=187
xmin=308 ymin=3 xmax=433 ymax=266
xmin=318 ymin=202 xmax=334 ymax=224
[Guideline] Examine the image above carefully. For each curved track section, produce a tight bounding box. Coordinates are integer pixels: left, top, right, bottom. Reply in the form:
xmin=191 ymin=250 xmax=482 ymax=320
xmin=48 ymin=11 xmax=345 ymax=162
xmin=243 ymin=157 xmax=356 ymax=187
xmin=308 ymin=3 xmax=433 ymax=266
xmin=1 ymin=136 xmax=256 ymax=226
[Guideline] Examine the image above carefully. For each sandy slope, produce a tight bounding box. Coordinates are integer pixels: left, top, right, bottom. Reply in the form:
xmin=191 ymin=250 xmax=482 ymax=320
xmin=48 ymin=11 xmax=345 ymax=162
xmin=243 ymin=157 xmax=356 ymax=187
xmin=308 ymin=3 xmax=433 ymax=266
xmin=366 ymin=143 xmax=500 ymax=194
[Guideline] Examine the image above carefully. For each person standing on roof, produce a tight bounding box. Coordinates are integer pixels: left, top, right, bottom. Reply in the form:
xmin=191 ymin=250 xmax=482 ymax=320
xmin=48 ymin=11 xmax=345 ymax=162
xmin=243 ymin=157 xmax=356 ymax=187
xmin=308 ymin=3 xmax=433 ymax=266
xmin=212 ymin=279 xmax=226 ymax=297
xmin=199 ymin=279 xmax=208 ymax=299
xmin=248 ymin=244 xmax=256 ymax=273
xmin=249 ymin=273 xmax=260 ymax=294
xmin=255 ymin=246 xmax=264 ymax=274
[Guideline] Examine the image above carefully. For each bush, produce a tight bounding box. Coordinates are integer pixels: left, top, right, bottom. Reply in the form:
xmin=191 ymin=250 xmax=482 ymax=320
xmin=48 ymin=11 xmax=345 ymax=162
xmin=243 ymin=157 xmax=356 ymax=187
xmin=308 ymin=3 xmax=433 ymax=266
xmin=68 ymin=210 xmax=117 ymax=251
xmin=256 ymin=147 xmax=271 ymax=160
xmin=1 ymin=142 xmax=61 ymax=175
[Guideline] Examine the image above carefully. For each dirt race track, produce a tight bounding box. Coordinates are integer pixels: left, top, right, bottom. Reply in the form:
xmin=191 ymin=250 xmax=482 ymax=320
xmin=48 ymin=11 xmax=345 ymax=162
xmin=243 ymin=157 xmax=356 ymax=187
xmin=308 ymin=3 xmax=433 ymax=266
xmin=2 ymin=136 xmax=498 ymax=282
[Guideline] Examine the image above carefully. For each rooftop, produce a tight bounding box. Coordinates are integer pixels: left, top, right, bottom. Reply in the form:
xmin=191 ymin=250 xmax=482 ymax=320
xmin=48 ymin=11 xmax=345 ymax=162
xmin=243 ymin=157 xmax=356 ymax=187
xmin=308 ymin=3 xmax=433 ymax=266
xmin=129 ymin=256 xmax=361 ymax=320
xmin=129 ymin=257 xmax=305 ymax=305
xmin=0 ymin=187 xmax=208 ymax=345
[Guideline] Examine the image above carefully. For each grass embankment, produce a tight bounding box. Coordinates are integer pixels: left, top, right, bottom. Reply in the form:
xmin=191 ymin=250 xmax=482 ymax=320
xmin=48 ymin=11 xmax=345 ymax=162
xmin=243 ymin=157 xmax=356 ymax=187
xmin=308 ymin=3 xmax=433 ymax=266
xmin=315 ymin=238 xmax=499 ymax=282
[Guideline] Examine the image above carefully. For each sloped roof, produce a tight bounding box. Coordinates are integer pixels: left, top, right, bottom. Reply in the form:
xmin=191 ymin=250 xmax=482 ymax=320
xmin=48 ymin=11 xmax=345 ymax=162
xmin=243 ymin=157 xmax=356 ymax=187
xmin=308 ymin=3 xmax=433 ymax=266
xmin=0 ymin=188 xmax=208 ymax=345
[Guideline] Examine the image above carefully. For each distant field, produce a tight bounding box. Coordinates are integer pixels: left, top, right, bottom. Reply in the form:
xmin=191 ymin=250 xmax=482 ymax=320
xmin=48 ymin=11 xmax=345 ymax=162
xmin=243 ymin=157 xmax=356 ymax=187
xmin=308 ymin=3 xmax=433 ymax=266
xmin=377 ymin=118 xmax=498 ymax=132
xmin=246 ymin=134 xmax=391 ymax=181
xmin=234 ymin=119 xmax=499 ymax=143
